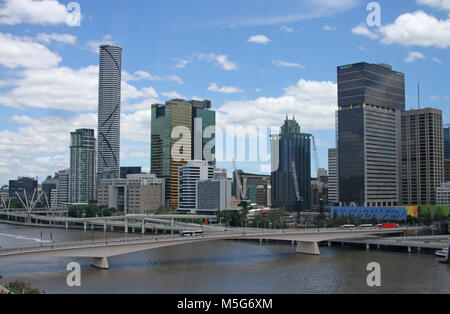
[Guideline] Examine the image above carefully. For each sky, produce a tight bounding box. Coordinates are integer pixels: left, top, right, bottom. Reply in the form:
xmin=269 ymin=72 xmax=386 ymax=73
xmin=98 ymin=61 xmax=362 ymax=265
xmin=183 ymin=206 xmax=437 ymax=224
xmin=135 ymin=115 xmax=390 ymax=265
xmin=0 ymin=0 xmax=449 ymax=186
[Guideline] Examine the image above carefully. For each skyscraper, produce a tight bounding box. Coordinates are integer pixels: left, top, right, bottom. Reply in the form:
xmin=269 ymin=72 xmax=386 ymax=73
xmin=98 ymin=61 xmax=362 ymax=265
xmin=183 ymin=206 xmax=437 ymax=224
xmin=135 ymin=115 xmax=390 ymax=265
xmin=151 ymin=99 xmax=216 ymax=209
xmin=97 ymin=45 xmax=122 ymax=180
xmin=70 ymin=129 xmax=96 ymax=204
xmin=328 ymin=148 xmax=338 ymax=205
xmin=271 ymin=117 xmax=311 ymax=210
xmin=444 ymin=127 xmax=450 ymax=159
xmin=401 ymin=108 xmax=444 ymax=205
xmin=337 ymin=62 xmax=404 ymax=206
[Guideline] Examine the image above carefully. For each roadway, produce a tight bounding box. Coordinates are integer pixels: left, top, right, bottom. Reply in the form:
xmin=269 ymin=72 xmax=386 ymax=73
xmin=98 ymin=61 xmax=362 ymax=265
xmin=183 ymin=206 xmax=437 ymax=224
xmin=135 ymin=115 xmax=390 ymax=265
xmin=0 ymin=227 xmax=411 ymax=269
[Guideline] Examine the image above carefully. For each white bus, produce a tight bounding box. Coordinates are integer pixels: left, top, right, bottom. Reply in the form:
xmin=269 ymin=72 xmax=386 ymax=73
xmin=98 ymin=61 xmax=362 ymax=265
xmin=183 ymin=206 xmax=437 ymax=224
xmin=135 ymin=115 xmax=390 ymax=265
xmin=181 ymin=230 xmax=204 ymax=238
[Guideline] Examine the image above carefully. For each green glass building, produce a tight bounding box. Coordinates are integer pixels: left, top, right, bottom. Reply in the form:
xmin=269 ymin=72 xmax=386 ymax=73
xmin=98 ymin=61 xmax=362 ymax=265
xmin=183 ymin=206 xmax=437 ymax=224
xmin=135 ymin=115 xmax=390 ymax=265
xmin=151 ymin=99 xmax=216 ymax=209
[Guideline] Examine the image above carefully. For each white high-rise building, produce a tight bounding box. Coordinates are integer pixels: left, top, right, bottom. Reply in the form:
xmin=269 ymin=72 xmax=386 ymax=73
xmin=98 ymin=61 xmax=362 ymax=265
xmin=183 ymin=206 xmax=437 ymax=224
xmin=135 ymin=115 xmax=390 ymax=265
xmin=98 ymin=45 xmax=122 ymax=180
xmin=178 ymin=160 xmax=214 ymax=213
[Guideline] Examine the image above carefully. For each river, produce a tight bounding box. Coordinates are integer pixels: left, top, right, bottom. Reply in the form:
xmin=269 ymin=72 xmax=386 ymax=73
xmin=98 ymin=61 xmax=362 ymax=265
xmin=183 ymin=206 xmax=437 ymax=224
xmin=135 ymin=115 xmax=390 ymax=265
xmin=0 ymin=223 xmax=448 ymax=294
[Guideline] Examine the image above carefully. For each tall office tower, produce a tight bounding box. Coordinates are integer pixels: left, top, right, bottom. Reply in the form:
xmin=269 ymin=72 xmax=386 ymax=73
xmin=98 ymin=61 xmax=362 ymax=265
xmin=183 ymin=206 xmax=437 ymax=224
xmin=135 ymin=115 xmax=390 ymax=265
xmin=97 ymin=45 xmax=122 ymax=180
xmin=178 ymin=160 xmax=214 ymax=213
xmin=444 ymin=127 xmax=450 ymax=158
xmin=151 ymin=99 xmax=216 ymax=209
xmin=9 ymin=177 xmax=38 ymax=203
xmin=189 ymin=100 xmax=216 ymax=164
xmin=401 ymin=109 xmax=444 ymax=205
xmin=271 ymin=117 xmax=311 ymax=210
xmin=42 ymin=175 xmax=59 ymax=208
xmin=328 ymin=148 xmax=338 ymax=205
xmin=337 ymin=62 xmax=405 ymax=206
xmin=445 ymin=127 xmax=450 ymax=182
xmin=70 ymin=129 xmax=96 ymax=204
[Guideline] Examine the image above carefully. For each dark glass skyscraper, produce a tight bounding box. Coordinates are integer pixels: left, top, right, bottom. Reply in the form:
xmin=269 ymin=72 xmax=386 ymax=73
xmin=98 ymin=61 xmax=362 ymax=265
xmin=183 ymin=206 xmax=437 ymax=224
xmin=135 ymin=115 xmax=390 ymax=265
xmin=337 ymin=62 xmax=405 ymax=206
xmin=338 ymin=62 xmax=405 ymax=111
xmin=98 ymin=45 xmax=122 ymax=179
xmin=9 ymin=177 xmax=38 ymax=203
xmin=271 ymin=117 xmax=311 ymax=210
xmin=444 ymin=127 xmax=450 ymax=159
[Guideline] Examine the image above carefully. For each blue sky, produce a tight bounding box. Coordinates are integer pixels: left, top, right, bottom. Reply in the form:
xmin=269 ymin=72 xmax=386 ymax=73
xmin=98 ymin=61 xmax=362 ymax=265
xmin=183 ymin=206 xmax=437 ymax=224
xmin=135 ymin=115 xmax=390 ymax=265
xmin=0 ymin=0 xmax=449 ymax=185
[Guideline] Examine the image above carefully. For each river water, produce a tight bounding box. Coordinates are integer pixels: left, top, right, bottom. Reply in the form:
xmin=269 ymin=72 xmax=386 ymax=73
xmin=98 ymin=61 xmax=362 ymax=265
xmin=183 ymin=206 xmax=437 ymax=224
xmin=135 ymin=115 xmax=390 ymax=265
xmin=0 ymin=223 xmax=448 ymax=294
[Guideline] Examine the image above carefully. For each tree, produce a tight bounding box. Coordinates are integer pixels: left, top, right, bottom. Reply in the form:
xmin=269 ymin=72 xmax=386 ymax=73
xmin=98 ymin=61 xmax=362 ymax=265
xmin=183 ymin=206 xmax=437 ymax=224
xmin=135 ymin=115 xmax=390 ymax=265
xmin=7 ymin=280 xmax=43 ymax=294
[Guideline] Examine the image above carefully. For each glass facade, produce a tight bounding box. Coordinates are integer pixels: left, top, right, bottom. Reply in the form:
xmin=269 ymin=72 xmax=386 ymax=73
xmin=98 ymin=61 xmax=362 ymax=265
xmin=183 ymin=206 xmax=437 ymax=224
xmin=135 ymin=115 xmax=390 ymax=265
xmin=271 ymin=118 xmax=311 ymax=210
xmin=151 ymin=99 xmax=215 ymax=210
xmin=9 ymin=177 xmax=38 ymax=202
xmin=445 ymin=127 xmax=450 ymax=159
xmin=338 ymin=63 xmax=405 ymax=111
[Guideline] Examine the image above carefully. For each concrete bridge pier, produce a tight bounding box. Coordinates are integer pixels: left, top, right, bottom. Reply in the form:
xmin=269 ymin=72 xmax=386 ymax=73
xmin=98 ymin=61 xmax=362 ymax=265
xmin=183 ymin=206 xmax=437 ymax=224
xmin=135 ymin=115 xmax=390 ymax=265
xmin=91 ymin=257 xmax=109 ymax=270
xmin=104 ymin=222 xmax=107 ymax=232
xmin=141 ymin=220 xmax=145 ymax=234
xmin=124 ymin=219 xmax=128 ymax=233
xmin=65 ymin=222 xmax=68 ymax=230
xmin=84 ymin=221 xmax=87 ymax=231
xmin=296 ymin=241 xmax=321 ymax=255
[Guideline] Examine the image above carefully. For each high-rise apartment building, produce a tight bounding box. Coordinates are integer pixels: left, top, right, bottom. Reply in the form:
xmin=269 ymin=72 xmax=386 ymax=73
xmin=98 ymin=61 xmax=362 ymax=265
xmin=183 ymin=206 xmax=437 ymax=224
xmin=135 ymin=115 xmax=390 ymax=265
xmin=178 ymin=160 xmax=214 ymax=213
xmin=55 ymin=169 xmax=70 ymax=209
xmin=98 ymin=45 xmax=122 ymax=180
xmin=271 ymin=117 xmax=311 ymax=210
xmin=337 ymin=62 xmax=405 ymax=206
xmin=401 ymin=108 xmax=444 ymax=205
xmin=328 ymin=148 xmax=338 ymax=205
xmin=151 ymin=99 xmax=216 ymax=209
xmin=70 ymin=129 xmax=96 ymax=204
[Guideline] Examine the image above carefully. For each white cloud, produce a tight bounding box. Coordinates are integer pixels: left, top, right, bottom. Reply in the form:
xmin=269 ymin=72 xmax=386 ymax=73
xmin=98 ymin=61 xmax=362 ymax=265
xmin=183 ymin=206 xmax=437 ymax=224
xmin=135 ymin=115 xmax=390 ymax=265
xmin=352 ymin=23 xmax=379 ymax=39
xmin=196 ymin=53 xmax=238 ymax=71
xmin=417 ymin=0 xmax=450 ymax=11
xmin=36 ymin=33 xmax=77 ymax=44
xmin=281 ymin=26 xmax=294 ymax=32
xmin=405 ymin=51 xmax=426 ymax=62
xmin=0 ymin=32 xmax=61 ymax=69
xmin=323 ymin=24 xmax=337 ymax=31
xmin=432 ymin=56 xmax=443 ymax=63
xmin=0 ymin=65 xmax=99 ymax=111
xmin=0 ymin=0 xmax=70 ymax=25
xmin=379 ymin=11 xmax=450 ymax=48
xmin=273 ymin=59 xmax=305 ymax=69
xmin=161 ymin=91 xmax=186 ymax=99
xmin=208 ymin=83 xmax=244 ymax=94
xmin=216 ymin=79 xmax=337 ymax=132
xmin=173 ymin=58 xmax=191 ymax=69
xmin=123 ymin=70 xmax=183 ymax=84
xmin=221 ymin=0 xmax=359 ymax=26
xmin=86 ymin=34 xmax=115 ymax=53
xmin=248 ymin=35 xmax=272 ymax=44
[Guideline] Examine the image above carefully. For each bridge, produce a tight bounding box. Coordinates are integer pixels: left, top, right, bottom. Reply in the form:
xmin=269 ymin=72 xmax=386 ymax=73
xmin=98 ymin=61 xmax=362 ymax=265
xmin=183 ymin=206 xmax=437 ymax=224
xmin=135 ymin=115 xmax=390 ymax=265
xmin=0 ymin=212 xmax=219 ymax=234
xmin=0 ymin=227 xmax=409 ymax=269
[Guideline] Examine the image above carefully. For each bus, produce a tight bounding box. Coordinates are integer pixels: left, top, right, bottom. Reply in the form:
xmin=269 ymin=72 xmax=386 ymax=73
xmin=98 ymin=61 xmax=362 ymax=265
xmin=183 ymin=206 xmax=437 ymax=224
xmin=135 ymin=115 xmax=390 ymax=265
xmin=181 ymin=230 xmax=204 ymax=238
xmin=340 ymin=225 xmax=356 ymax=230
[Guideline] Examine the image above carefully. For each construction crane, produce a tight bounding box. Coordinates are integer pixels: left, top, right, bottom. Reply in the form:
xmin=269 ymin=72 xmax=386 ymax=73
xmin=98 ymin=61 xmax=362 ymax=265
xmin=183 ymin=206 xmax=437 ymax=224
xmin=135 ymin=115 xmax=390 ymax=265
xmin=291 ymin=152 xmax=303 ymax=224
xmin=232 ymin=158 xmax=250 ymax=207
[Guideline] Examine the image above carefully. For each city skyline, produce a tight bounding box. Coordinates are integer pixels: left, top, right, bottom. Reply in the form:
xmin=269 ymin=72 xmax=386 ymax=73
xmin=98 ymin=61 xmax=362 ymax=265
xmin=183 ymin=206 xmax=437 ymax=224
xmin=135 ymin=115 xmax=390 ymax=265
xmin=0 ymin=0 xmax=450 ymax=186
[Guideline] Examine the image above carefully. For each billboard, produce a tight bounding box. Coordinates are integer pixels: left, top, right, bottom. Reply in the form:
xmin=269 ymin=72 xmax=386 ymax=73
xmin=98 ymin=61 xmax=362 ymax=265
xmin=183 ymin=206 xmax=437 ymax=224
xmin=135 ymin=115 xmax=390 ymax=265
xmin=331 ymin=207 xmax=407 ymax=221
